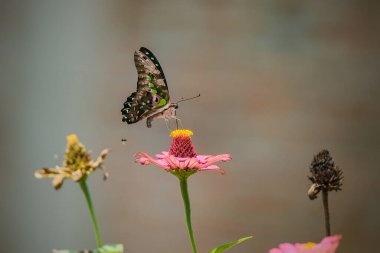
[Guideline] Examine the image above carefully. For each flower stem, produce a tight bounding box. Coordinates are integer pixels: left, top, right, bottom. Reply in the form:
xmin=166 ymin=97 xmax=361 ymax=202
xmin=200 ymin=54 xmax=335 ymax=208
xmin=322 ymin=188 xmax=331 ymax=236
xmin=79 ymin=180 xmax=103 ymax=248
xmin=179 ymin=178 xmax=198 ymax=253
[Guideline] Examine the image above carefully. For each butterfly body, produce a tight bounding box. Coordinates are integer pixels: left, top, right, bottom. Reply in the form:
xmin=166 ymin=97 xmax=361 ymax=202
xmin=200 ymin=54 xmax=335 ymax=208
xmin=146 ymin=104 xmax=178 ymax=128
xmin=121 ymin=47 xmax=177 ymax=127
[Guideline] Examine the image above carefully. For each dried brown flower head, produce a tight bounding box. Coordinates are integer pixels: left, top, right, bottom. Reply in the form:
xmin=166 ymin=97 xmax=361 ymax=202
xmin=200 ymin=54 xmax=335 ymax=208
xmin=35 ymin=134 xmax=109 ymax=190
xmin=308 ymin=149 xmax=343 ymax=200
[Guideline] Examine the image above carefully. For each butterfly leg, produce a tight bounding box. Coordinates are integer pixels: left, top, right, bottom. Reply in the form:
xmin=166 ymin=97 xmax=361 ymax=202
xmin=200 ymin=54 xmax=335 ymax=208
xmin=164 ymin=119 xmax=171 ymax=131
xmin=146 ymin=117 xmax=153 ymax=128
xmin=174 ymin=117 xmax=183 ymax=129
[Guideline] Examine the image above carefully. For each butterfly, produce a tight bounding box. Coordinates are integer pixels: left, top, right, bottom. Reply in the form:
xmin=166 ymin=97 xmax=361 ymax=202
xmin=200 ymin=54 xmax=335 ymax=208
xmin=121 ymin=47 xmax=178 ymax=128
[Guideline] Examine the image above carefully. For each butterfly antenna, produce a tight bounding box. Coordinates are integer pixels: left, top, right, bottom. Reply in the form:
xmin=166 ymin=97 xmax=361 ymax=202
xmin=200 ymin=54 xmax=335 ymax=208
xmin=175 ymin=93 xmax=201 ymax=104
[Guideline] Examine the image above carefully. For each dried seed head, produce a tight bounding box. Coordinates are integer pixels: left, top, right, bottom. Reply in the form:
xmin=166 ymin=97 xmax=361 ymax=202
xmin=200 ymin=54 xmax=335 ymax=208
xmin=35 ymin=134 xmax=109 ymax=190
xmin=308 ymin=149 xmax=343 ymax=200
xmin=63 ymin=134 xmax=91 ymax=171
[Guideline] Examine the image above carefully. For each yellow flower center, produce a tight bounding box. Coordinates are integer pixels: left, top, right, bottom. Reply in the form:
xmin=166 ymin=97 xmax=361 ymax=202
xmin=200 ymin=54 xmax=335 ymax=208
xmin=170 ymin=129 xmax=193 ymax=138
xmin=67 ymin=134 xmax=79 ymax=145
xmin=303 ymin=242 xmax=316 ymax=249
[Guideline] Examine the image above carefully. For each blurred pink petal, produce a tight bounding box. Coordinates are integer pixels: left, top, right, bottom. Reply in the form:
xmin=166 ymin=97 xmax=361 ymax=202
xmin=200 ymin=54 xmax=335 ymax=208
xmin=279 ymin=243 xmax=299 ymax=253
xmin=269 ymin=249 xmax=285 ymax=253
xmin=319 ymin=235 xmax=341 ymax=253
xmin=268 ymin=235 xmax=341 ymax=253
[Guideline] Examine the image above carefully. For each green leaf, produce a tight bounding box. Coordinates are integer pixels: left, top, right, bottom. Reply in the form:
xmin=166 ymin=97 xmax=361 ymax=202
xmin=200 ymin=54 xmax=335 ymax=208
xmin=96 ymin=244 xmax=124 ymax=253
xmin=209 ymin=236 xmax=253 ymax=253
xmin=53 ymin=244 xmax=124 ymax=253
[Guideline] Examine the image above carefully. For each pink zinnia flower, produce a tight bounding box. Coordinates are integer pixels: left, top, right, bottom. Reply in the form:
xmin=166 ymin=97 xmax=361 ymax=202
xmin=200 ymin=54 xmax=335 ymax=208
xmin=135 ymin=129 xmax=241 ymax=253
xmin=135 ymin=129 xmax=231 ymax=176
xmin=269 ymin=235 xmax=342 ymax=253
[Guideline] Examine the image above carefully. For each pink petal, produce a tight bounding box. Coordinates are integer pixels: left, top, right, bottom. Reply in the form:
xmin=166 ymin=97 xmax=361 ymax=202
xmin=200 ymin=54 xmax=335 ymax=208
xmin=269 ymin=249 xmax=285 ymax=253
xmin=298 ymin=247 xmax=315 ymax=253
xmin=278 ymin=243 xmax=299 ymax=253
xmin=319 ymin=235 xmax=341 ymax=253
xmin=198 ymin=154 xmax=232 ymax=169
xmin=177 ymin=157 xmax=188 ymax=162
xmin=198 ymin=165 xmax=225 ymax=174
xmin=179 ymin=158 xmax=192 ymax=169
xmin=187 ymin=158 xmax=200 ymax=169
xmin=157 ymin=159 xmax=170 ymax=168
xmin=136 ymin=157 xmax=150 ymax=165
xmin=155 ymin=152 xmax=168 ymax=159
xmin=196 ymin=155 xmax=210 ymax=164
xmin=134 ymin=152 xmax=170 ymax=170
xmin=176 ymin=157 xmax=192 ymax=169
xmin=166 ymin=155 xmax=181 ymax=169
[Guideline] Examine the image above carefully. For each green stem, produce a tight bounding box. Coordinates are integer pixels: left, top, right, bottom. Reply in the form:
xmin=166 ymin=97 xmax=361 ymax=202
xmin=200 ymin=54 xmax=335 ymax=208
xmin=322 ymin=189 xmax=331 ymax=236
xmin=179 ymin=178 xmax=198 ymax=253
xmin=79 ymin=180 xmax=103 ymax=248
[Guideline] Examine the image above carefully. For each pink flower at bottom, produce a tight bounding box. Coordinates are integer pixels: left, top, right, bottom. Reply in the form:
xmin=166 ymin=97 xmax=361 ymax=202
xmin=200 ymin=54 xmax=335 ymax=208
xmin=135 ymin=129 xmax=231 ymax=175
xmin=269 ymin=235 xmax=342 ymax=253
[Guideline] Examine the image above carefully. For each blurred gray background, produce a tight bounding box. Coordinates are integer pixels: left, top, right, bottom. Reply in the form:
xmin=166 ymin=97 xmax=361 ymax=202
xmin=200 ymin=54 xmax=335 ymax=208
xmin=1 ymin=0 xmax=379 ymax=252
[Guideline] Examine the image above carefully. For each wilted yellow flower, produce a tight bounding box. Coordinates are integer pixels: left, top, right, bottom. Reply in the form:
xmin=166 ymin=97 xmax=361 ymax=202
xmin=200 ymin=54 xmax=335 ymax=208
xmin=35 ymin=134 xmax=109 ymax=190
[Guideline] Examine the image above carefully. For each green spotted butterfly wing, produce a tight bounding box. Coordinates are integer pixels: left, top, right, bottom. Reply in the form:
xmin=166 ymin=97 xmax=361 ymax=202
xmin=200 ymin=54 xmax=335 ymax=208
xmin=121 ymin=47 xmax=171 ymax=125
